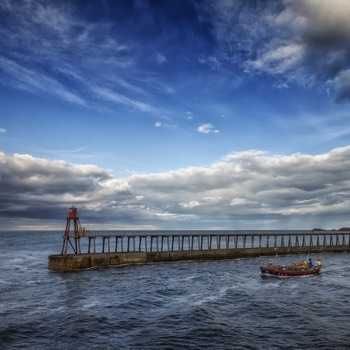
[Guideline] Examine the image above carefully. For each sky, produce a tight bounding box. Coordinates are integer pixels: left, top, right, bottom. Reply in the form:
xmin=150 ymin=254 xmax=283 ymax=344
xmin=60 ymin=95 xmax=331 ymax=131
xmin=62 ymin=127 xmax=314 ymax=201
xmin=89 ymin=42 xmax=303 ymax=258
xmin=1 ymin=0 xmax=350 ymax=231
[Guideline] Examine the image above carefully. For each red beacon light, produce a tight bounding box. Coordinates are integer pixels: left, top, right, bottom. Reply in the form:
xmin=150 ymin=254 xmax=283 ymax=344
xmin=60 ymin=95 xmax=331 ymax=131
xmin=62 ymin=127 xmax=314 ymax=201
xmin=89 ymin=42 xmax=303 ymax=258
xmin=68 ymin=206 xmax=78 ymax=219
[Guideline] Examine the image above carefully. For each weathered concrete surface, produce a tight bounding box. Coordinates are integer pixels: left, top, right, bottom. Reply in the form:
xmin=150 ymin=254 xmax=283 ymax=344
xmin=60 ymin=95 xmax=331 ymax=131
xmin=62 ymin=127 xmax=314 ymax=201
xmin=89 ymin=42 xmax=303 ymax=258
xmin=48 ymin=252 xmax=148 ymax=271
xmin=48 ymin=245 xmax=350 ymax=271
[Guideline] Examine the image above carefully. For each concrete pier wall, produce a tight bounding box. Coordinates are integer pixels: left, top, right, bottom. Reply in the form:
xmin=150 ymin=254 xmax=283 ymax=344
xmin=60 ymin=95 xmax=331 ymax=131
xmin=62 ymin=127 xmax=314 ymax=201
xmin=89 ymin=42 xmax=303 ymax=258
xmin=48 ymin=231 xmax=350 ymax=271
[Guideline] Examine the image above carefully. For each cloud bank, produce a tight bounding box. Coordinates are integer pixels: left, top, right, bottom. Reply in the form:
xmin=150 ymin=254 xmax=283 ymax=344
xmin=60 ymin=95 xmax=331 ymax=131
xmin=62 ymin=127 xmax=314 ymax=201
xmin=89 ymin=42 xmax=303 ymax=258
xmin=1 ymin=147 xmax=350 ymax=230
xmin=197 ymin=0 xmax=350 ymax=101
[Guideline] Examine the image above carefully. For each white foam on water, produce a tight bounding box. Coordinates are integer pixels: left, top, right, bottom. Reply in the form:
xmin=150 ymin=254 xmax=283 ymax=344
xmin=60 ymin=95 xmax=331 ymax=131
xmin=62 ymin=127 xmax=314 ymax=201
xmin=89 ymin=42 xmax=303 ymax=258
xmin=192 ymin=285 xmax=233 ymax=306
xmin=81 ymin=300 xmax=101 ymax=309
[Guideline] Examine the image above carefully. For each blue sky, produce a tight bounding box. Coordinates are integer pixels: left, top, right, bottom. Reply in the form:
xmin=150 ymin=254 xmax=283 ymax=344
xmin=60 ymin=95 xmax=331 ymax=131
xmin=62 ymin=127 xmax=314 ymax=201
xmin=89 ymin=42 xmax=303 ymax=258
xmin=1 ymin=0 xmax=350 ymax=231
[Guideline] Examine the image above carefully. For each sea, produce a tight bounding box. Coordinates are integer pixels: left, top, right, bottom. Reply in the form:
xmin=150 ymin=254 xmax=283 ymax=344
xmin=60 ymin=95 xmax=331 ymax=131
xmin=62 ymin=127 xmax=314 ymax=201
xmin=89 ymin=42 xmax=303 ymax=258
xmin=1 ymin=231 xmax=350 ymax=350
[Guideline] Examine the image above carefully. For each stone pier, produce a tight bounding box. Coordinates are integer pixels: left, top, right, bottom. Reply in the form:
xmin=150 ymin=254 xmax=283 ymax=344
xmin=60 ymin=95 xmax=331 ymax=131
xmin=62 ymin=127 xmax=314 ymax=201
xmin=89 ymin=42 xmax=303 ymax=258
xmin=48 ymin=230 xmax=350 ymax=271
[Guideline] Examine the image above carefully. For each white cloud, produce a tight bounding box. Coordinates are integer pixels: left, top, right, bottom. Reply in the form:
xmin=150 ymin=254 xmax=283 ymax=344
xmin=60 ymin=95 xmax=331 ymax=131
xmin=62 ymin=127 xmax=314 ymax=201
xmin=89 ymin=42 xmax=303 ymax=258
xmin=246 ymin=43 xmax=305 ymax=75
xmin=93 ymin=86 xmax=154 ymax=113
xmin=154 ymin=121 xmax=177 ymax=129
xmin=185 ymin=111 xmax=194 ymax=120
xmin=0 ymin=128 xmax=6 ymax=133
xmin=2 ymin=146 xmax=350 ymax=229
xmin=197 ymin=123 xmax=219 ymax=134
xmin=0 ymin=57 xmax=87 ymax=106
xmin=156 ymin=52 xmax=166 ymax=63
xmin=180 ymin=201 xmax=201 ymax=209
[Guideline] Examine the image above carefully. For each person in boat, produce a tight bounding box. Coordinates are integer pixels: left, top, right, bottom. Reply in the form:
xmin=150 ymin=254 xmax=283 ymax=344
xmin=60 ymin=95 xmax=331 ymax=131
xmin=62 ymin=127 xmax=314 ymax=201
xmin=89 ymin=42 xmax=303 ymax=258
xmin=301 ymin=259 xmax=308 ymax=267
xmin=308 ymin=258 xmax=313 ymax=267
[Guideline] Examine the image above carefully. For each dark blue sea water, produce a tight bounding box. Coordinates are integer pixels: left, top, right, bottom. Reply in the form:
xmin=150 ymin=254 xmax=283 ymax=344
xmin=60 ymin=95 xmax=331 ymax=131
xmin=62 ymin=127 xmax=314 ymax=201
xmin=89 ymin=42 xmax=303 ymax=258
xmin=1 ymin=231 xmax=350 ymax=349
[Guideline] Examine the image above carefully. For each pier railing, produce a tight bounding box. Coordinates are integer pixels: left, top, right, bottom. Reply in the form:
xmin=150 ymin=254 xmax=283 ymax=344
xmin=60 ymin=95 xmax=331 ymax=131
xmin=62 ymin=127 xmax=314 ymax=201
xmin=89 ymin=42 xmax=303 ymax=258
xmin=63 ymin=230 xmax=350 ymax=255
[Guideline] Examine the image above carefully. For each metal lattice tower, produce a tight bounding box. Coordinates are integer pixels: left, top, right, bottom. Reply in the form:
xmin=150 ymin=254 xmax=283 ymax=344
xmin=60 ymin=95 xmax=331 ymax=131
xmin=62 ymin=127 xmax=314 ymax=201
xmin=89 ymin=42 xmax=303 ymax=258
xmin=61 ymin=207 xmax=83 ymax=255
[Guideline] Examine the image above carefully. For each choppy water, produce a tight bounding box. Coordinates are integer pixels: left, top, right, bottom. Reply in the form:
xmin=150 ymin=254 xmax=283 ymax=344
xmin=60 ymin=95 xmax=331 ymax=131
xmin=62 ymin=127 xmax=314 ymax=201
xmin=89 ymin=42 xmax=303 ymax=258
xmin=1 ymin=231 xmax=350 ymax=349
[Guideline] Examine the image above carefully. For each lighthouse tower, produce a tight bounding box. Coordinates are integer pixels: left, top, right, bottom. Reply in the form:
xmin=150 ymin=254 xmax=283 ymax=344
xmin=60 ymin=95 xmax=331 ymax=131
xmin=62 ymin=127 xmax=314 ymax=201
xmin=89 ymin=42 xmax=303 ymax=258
xmin=61 ymin=206 xmax=83 ymax=255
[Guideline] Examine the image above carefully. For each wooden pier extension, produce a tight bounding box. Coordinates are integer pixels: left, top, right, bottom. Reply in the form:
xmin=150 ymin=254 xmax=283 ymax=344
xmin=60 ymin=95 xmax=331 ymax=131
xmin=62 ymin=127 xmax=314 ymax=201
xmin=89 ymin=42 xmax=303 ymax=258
xmin=48 ymin=230 xmax=350 ymax=271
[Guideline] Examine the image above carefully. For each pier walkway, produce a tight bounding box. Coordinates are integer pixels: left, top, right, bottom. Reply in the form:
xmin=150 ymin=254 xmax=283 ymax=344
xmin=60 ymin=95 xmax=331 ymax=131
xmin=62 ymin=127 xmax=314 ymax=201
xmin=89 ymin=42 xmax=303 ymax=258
xmin=48 ymin=230 xmax=350 ymax=270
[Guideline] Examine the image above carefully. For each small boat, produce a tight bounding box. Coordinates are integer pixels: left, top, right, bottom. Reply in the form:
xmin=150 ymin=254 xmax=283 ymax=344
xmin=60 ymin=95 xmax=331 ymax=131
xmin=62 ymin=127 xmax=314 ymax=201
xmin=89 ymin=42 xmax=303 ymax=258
xmin=260 ymin=258 xmax=322 ymax=277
